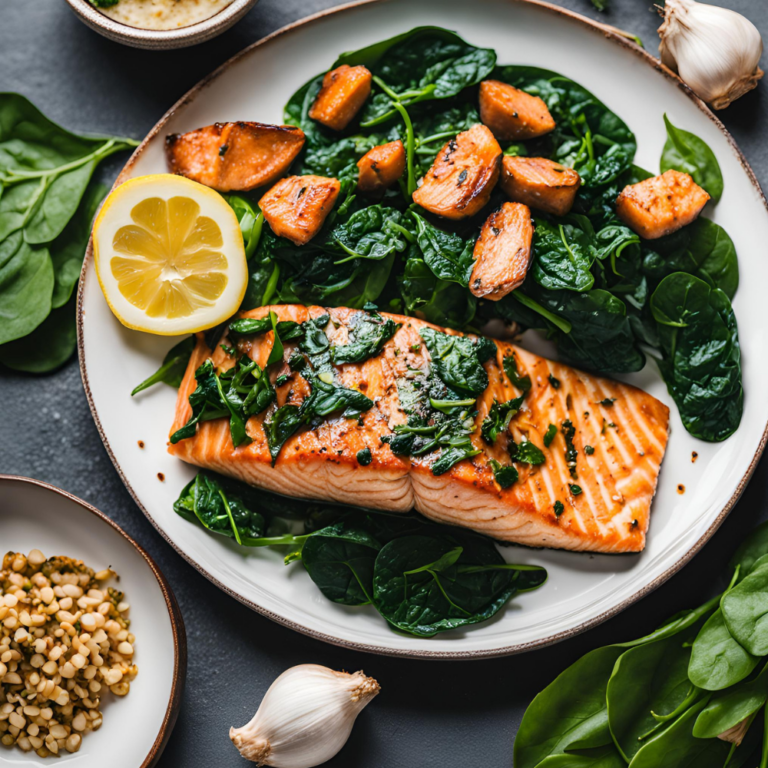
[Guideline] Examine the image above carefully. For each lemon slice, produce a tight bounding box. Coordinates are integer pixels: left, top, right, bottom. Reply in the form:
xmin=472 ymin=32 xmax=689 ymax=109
xmin=93 ymin=174 xmax=247 ymax=335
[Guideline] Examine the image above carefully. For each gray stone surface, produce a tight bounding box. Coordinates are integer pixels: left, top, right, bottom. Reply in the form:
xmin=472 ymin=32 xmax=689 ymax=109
xmin=1 ymin=0 xmax=767 ymax=765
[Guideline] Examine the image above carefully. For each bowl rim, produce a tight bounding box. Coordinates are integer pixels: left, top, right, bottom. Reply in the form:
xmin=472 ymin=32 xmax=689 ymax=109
xmin=64 ymin=0 xmax=257 ymax=41
xmin=77 ymin=0 xmax=768 ymax=659
xmin=0 ymin=474 xmax=187 ymax=766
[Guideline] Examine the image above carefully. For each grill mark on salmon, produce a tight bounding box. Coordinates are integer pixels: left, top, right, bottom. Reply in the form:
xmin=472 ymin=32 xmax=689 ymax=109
xmin=169 ymin=306 xmax=669 ymax=553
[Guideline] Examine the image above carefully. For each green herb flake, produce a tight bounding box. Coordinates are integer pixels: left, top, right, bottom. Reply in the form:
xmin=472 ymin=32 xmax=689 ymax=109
xmin=599 ymin=398 xmax=616 ymax=407
xmin=561 ymin=419 xmax=578 ymax=479
xmin=220 ymin=344 xmax=237 ymax=357
xmin=503 ymin=354 xmax=532 ymax=393
xmin=488 ymin=459 xmax=518 ymax=489
xmin=357 ymin=448 xmax=373 ymax=466
xmin=553 ymin=501 xmax=565 ymax=517
xmin=569 ymin=484 xmax=583 ymax=496
xmin=481 ymin=396 xmax=524 ymax=444
xmin=543 ymin=424 xmax=557 ymax=448
xmin=515 ymin=440 xmax=546 ymax=466
xmin=584 ymin=445 xmax=595 ymax=455
xmin=548 ymin=374 xmax=561 ymax=390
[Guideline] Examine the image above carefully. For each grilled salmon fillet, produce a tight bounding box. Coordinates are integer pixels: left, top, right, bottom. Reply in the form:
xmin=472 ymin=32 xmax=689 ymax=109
xmin=616 ymin=169 xmax=710 ymax=239
xmin=413 ymin=124 xmax=502 ymax=220
xmin=470 ymin=202 xmax=533 ymax=300
xmin=479 ymin=80 xmax=556 ymax=141
xmin=165 ymin=122 xmax=305 ymax=192
xmin=500 ymin=156 xmax=581 ymax=216
xmin=169 ymin=306 xmax=669 ymax=553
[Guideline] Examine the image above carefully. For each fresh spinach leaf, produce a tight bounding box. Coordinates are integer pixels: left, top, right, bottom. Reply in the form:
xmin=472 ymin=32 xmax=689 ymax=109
xmin=412 ymin=212 xmax=475 ymax=286
xmin=689 ymin=607 xmax=759 ymax=691
xmin=722 ymin=564 xmax=768 ymax=657
xmin=373 ymin=533 xmax=545 ymax=637
xmin=607 ymin=626 xmax=701 ymax=761
xmin=170 ymin=357 xmax=268 ymax=448
xmin=131 ymin=336 xmax=196 ymax=396
xmin=661 ymin=114 xmax=723 ymax=203
xmin=49 ymin=180 xmax=106 ymax=309
xmin=515 ymin=645 xmax=628 ymax=768
xmin=532 ymin=217 xmax=597 ymax=293
xmin=0 ymin=295 xmax=76 ymax=373
xmin=331 ymin=308 xmax=399 ymax=364
xmin=651 ymin=273 xmax=742 ymax=441
xmin=694 ymin=661 xmax=768 ymax=739
xmin=332 ymin=205 xmax=410 ymax=263
xmin=0 ymin=233 xmax=53 ymax=345
xmin=642 ymin=217 xmax=738 ymax=300
xmin=299 ymin=313 xmax=332 ymax=371
xmin=629 ymin=697 xmax=730 ymax=768
xmin=264 ymin=374 xmax=374 ymax=463
xmin=300 ymin=521 xmax=381 ymax=605
xmin=399 ymin=254 xmax=476 ymax=330
xmin=228 ymin=315 xmax=302 ymax=340
xmin=226 ymin=195 xmax=263 ymax=260
xmin=173 ymin=472 xmax=266 ymax=544
xmin=547 ymin=288 xmax=645 ymax=374
xmin=532 ymin=746 xmax=626 ymax=768
xmin=420 ymin=327 xmax=489 ymax=397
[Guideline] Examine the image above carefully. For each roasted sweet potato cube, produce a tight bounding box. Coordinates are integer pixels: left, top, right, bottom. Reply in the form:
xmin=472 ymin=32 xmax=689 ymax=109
xmin=259 ymin=175 xmax=341 ymax=246
xmin=479 ymin=80 xmax=556 ymax=141
xmin=412 ymin=124 xmax=502 ymax=220
xmin=357 ymin=140 xmax=406 ymax=194
xmin=500 ymin=156 xmax=581 ymax=216
xmin=470 ymin=203 xmax=533 ymax=301
xmin=309 ymin=65 xmax=372 ymax=131
xmin=616 ymin=170 xmax=710 ymax=240
xmin=165 ymin=122 xmax=305 ymax=193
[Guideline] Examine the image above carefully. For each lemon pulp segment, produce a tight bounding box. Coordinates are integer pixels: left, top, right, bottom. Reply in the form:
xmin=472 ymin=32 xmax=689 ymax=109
xmin=110 ymin=195 xmax=229 ymax=319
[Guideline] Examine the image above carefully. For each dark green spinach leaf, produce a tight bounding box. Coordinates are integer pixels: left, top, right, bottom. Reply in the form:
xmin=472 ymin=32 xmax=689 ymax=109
xmin=651 ymin=272 xmax=742 ymax=442
xmin=131 ymin=336 xmax=196 ymax=396
xmin=661 ymin=114 xmax=723 ymax=203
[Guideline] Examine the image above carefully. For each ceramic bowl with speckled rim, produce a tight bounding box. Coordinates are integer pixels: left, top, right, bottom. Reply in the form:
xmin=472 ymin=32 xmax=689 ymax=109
xmin=0 ymin=475 xmax=186 ymax=767
xmin=78 ymin=0 xmax=768 ymax=658
xmin=64 ymin=0 xmax=259 ymax=50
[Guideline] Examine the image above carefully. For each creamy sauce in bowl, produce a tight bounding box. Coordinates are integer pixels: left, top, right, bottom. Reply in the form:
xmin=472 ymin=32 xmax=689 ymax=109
xmin=98 ymin=0 xmax=235 ymax=30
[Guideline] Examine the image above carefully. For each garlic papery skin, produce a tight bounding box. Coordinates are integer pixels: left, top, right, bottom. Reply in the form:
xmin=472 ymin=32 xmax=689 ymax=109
xmin=659 ymin=0 xmax=764 ymax=109
xmin=230 ymin=664 xmax=380 ymax=768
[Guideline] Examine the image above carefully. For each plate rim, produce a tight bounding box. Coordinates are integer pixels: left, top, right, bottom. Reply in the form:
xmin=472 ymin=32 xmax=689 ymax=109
xmin=0 ymin=474 xmax=187 ymax=763
xmin=76 ymin=0 xmax=768 ymax=659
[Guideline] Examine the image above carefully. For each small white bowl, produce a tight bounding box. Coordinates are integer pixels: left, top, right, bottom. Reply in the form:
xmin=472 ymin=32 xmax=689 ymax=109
xmin=0 ymin=475 xmax=186 ymax=767
xmin=64 ymin=0 xmax=259 ymax=50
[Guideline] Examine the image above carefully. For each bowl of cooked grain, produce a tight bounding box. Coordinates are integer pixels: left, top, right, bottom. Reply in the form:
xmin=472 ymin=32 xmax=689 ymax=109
xmin=0 ymin=475 xmax=185 ymax=766
xmin=64 ymin=0 xmax=259 ymax=50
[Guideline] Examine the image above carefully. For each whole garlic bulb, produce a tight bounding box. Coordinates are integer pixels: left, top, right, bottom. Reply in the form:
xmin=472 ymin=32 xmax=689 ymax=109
xmin=230 ymin=664 xmax=380 ymax=768
xmin=659 ymin=0 xmax=764 ymax=110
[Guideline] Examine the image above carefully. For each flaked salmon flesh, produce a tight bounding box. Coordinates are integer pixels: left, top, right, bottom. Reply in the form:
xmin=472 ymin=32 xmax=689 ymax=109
xmin=169 ymin=306 xmax=669 ymax=553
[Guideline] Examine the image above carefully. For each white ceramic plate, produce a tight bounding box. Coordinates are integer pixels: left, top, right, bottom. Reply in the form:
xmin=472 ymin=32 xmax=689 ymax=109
xmin=78 ymin=0 xmax=768 ymax=658
xmin=0 ymin=476 xmax=185 ymax=766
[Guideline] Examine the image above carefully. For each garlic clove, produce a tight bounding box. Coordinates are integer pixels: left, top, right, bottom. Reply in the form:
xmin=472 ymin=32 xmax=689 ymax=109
xmin=659 ymin=0 xmax=764 ymax=110
xmin=230 ymin=664 xmax=380 ymax=768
